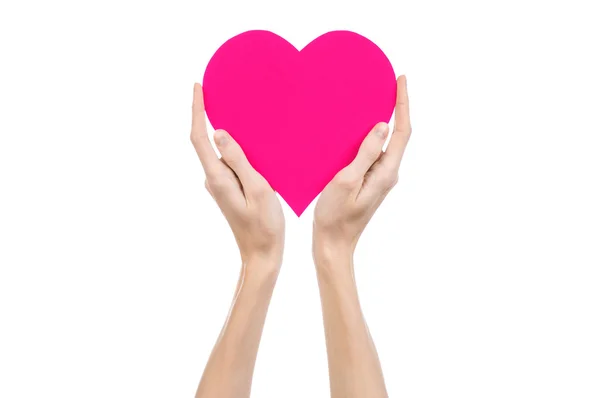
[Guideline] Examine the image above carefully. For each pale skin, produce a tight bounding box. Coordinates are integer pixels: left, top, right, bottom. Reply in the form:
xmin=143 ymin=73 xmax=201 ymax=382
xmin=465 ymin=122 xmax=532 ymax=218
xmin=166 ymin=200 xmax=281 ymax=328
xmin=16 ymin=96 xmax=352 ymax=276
xmin=191 ymin=75 xmax=411 ymax=398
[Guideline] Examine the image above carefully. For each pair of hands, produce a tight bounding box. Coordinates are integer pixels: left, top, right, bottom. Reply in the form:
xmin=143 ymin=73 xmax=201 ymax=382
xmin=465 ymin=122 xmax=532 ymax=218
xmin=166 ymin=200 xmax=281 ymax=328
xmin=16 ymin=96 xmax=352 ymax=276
xmin=190 ymin=76 xmax=411 ymax=273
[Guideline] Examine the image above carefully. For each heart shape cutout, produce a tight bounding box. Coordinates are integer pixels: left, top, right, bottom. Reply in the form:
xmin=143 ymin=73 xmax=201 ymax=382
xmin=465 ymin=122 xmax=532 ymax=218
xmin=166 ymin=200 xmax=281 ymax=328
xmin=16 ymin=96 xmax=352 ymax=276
xmin=203 ymin=30 xmax=396 ymax=216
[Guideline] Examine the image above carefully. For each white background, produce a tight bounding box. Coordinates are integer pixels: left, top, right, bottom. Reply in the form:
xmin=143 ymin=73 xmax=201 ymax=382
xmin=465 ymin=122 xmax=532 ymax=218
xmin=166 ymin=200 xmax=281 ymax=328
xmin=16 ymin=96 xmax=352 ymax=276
xmin=1 ymin=0 xmax=599 ymax=397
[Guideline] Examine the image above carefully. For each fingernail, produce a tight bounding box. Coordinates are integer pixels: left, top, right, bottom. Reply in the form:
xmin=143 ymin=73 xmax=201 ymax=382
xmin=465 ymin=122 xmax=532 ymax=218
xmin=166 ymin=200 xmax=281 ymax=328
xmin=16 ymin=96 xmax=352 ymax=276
xmin=375 ymin=124 xmax=388 ymax=139
xmin=215 ymin=130 xmax=228 ymax=146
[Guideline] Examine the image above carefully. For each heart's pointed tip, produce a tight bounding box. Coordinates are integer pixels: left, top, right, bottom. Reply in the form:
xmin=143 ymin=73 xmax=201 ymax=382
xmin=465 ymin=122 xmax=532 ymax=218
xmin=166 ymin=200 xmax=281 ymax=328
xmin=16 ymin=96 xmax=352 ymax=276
xmin=292 ymin=207 xmax=306 ymax=217
xmin=289 ymin=202 xmax=310 ymax=217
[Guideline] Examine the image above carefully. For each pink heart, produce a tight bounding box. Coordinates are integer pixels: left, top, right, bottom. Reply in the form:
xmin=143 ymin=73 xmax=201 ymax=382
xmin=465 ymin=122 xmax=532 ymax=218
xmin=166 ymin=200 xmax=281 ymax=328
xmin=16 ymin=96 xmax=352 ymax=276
xmin=203 ymin=30 xmax=396 ymax=216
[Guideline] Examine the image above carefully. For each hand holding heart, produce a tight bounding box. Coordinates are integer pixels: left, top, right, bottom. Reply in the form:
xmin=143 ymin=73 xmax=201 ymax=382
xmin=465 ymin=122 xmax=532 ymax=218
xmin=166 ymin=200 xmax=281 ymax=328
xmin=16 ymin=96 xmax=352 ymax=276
xmin=191 ymin=83 xmax=285 ymax=272
xmin=313 ymin=75 xmax=411 ymax=264
xmin=190 ymin=76 xmax=411 ymax=270
xmin=203 ymin=30 xmax=397 ymax=216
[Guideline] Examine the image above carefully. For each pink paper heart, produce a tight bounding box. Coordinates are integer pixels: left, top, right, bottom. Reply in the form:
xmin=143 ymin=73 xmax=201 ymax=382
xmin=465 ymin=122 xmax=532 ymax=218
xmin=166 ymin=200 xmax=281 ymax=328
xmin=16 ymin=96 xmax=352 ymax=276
xmin=203 ymin=30 xmax=396 ymax=216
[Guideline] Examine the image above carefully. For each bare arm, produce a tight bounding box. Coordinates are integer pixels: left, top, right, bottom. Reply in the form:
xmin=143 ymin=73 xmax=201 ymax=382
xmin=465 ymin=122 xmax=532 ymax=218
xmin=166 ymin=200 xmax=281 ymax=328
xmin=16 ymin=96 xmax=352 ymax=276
xmin=190 ymin=83 xmax=285 ymax=398
xmin=196 ymin=258 xmax=278 ymax=398
xmin=313 ymin=76 xmax=412 ymax=398
xmin=313 ymin=250 xmax=387 ymax=397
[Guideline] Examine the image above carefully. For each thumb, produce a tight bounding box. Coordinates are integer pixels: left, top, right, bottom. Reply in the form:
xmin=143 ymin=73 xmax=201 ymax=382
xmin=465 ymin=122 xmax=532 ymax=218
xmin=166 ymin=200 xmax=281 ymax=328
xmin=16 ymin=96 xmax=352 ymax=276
xmin=346 ymin=122 xmax=389 ymax=177
xmin=214 ymin=129 xmax=263 ymax=189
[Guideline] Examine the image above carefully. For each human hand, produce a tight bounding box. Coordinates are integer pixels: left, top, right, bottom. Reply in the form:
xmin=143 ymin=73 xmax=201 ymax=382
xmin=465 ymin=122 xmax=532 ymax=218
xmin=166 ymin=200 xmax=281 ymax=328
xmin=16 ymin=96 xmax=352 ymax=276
xmin=190 ymin=83 xmax=285 ymax=271
xmin=313 ymin=76 xmax=411 ymax=263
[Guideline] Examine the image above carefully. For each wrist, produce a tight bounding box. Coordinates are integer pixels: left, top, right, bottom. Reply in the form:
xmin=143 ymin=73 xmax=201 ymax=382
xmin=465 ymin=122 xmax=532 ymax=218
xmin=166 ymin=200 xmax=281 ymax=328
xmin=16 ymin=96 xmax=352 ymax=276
xmin=312 ymin=236 xmax=354 ymax=275
xmin=242 ymin=251 xmax=282 ymax=283
xmin=313 ymin=224 xmax=354 ymax=250
xmin=313 ymin=247 xmax=356 ymax=290
xmin=235 ymin=258 xmax=279 ymax=305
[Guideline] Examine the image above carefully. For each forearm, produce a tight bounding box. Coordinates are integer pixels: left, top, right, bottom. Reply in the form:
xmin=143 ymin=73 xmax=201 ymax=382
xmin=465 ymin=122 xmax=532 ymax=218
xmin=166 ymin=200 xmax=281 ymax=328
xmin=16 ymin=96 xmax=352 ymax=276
xmin=315 ymin=247 xmax=388 ymax=398
xmin=196 ymin=259 xmax=279 ymax=398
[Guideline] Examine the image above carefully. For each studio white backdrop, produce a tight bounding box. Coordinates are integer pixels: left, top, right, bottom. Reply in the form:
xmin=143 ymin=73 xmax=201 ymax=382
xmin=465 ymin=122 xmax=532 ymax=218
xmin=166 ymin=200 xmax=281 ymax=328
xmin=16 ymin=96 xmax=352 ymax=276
xmin=1 ymin=0 xmax=599 ymax=397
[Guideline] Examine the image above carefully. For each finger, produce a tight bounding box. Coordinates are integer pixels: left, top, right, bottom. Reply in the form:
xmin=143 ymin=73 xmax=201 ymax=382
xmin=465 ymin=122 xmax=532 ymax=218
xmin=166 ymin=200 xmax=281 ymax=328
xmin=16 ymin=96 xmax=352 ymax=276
xmin=213 ymin=129 xmax=267 ymax=195
xmin=345 ymin=122 xmax=389 ymax=177
xmin=382 ymin=75 xmax=411 ymax=170
xmin=190 ymin=83 xmax=220 ymax=174
xmin=357 ymin=163 xmax=399 ymax=204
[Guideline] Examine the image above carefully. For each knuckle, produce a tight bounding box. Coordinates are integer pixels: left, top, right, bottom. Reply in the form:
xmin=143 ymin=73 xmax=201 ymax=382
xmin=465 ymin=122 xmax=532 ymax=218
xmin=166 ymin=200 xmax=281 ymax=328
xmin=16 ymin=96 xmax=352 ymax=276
xmin=226 ymin=155 xmax=242 ymax=169
xmin=190 ymin=132 xmax=198 ymax=146
xmin=363 ymin=133 xmax=382 ymax=152
xmin=249 ymin=176 xmax=274 ymax=198
xmin=206 ymin=172 xmax=229 ymax=192
xmin=335 ymin=172 xmax=360 ymax=189
xmin=190 ymin=131 xmax=206 ymax=147
xmin=395 ymin=125 xmax=412 ymax=140
xmin=364 ymin=146 xmax=381 ymax=161
xmin=248 ymin=183 xmax=270 ymax=199
xmin=378 ymin=171 xmax=399 ymax=189
xmin=220 ymin=150 xmax=241 ymax=167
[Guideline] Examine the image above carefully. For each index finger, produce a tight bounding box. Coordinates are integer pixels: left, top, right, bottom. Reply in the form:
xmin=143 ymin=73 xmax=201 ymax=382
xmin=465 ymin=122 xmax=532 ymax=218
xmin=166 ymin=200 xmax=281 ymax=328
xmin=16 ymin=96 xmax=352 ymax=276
xmin=382 ymin=75 xmax=412 ymax=170
xmin=190 ymin=83 xmax=220 ymax=173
